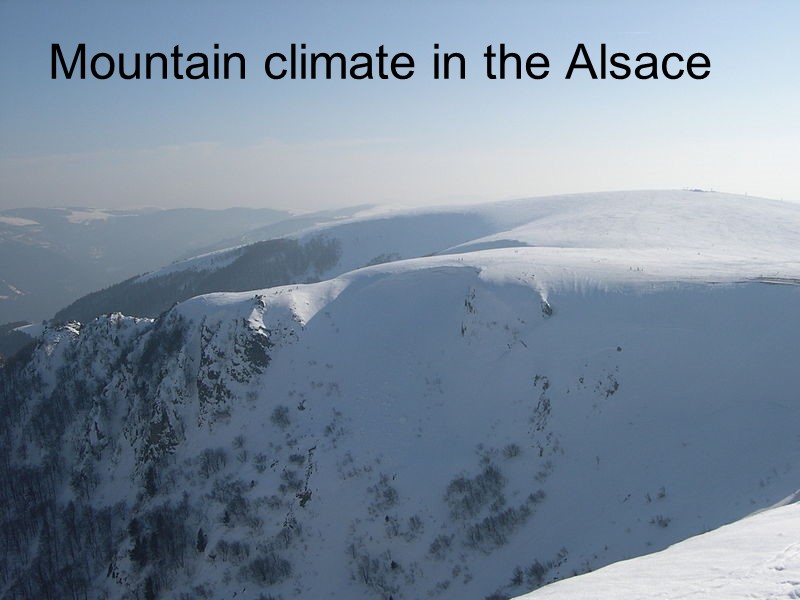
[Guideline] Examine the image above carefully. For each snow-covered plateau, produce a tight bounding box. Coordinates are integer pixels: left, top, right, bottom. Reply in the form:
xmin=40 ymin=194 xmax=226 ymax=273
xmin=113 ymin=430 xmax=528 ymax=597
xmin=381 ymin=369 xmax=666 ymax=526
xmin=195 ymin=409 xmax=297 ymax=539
xmin=1 ymin=190 xmax=799 ymax=599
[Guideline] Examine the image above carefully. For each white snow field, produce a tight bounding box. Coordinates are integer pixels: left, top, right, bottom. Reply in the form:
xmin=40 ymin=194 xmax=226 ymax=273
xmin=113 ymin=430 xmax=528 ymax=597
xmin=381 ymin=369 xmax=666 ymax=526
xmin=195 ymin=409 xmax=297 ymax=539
xmin=137 ymin=190 xmax=800 ymax=285
xmin=515 ymin=495 xmax=800 ymax=600
xmin=3 ymin=190 xmax=800 ymax=599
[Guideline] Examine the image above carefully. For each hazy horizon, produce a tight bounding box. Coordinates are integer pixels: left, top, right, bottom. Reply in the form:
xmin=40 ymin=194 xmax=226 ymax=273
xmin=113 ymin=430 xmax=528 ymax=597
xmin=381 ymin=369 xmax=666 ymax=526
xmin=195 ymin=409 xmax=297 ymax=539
xmin=1 ymin=1 xmax=799 ymax=211
xmin=2 ymin=187 xmax=799 ymax=214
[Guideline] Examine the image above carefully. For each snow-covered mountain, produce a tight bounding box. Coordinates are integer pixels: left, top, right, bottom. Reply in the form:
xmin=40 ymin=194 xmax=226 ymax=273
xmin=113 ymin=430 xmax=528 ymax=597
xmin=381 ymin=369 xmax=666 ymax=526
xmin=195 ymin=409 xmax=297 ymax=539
xmin=53 ymin=209 xmax=496 ymax=323
xmin=54 ymin=189 xmax=800 ymax=324
xmin=2 ymin=190 xmax=799 ymax=599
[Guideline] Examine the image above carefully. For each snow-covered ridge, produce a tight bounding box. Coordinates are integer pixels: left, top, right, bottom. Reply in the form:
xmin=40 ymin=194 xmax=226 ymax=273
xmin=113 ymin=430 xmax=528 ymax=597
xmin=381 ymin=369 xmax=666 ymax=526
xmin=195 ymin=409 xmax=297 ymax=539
xmin=135 ymin=246 xmax=246 ymax=283
xmin=445 ymin=190 xmax=800 ymax=254
xmin=0 ymin=216 xmax=40 ymax=227
xmin=3 ymin=190 xmax=800 ymax=599
xmin=515 ymin=493 xmax=800 ymax=600
xmin=134 ymin=190 xmax=800 ymax=285
xmin=6 ymin=261 xmax=800 ymax=599
xmin=53 ymin=190 xmax=800 ymax=326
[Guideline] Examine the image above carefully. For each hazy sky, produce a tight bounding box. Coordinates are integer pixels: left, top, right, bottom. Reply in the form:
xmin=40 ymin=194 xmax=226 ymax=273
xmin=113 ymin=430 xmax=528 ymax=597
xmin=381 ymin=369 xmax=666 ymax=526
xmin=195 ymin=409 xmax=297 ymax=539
xmin=1 ymin=1 xmax=798 ymax=211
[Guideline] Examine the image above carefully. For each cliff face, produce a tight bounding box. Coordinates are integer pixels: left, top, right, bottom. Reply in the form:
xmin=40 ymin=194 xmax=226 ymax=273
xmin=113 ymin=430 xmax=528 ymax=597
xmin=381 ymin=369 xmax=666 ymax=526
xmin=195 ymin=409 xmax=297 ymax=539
xmin=3 ymin=256 xmax=800 ymax=600
xmin=0 ymin=299 xmax=277 ymax=600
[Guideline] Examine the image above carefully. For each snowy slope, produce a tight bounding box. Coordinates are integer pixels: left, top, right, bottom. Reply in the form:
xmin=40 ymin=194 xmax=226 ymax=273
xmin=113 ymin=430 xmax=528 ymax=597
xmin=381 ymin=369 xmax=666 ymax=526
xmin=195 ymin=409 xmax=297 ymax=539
xmin=2 ymin=191 xmax=800 ymax=600
xmin=140 ymin=189 xmax=800 ymax=284
xmin=53 ymin=190 xmax=800 ymax=324
xmin=146 ymin=256 xmax=800 ymax=599
xmin=53 ymin=210 xmax=493 ymax=322
xmin=131 ymin=210 xmax=495 ymax=285
xmin=514 ymin=495 xmax=800 ymax=600
xmin=446 ymin=190 xmax=800 ymax=256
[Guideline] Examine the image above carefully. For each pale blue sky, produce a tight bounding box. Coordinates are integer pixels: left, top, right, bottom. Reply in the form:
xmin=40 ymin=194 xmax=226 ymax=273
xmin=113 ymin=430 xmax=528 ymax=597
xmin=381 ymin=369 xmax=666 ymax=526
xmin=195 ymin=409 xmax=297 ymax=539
xmin=1 ymin=1 xmax=798 ymax=210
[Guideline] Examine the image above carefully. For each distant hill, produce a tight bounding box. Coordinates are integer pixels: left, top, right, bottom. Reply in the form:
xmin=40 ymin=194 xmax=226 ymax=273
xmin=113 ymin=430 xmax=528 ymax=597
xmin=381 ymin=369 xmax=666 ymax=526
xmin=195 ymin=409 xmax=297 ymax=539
xmin=52 ymin=190 xmax=800 ymax=325
xmin=0 ymin=206 xmax=291 ymax=323
xmin=54 ymin=211 xmax=494 ymax=322
xmin=54 ymin=237 xmax=343 ymax=323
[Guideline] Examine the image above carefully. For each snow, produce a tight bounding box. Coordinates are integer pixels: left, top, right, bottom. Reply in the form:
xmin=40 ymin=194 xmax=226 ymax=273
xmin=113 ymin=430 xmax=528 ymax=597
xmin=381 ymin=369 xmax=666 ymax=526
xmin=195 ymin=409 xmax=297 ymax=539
xmin=63 ymin=208 xmax=115 ymax=223
xmin=15 ymin=322 xmax=45 ymax=337
xmin=6 ymin=190 xmax=800 ymax=599
xmin=514 ymin=496 xmax=800 ymax=600
xmin=135 ymin=245 xmax=246 ymax=282
xmin=146 ymin=254 xmax=800 ymax=598
xmin=134 ymin=190 xmax=800 ymax=291
xmin=0 ymin=280 xmax=27 ymax=302
xmin=155 ymin=190 xmax=800 ymax=598
xmin=444 ymin=191 xmax=800 ymax=274
xmin=0 ymin=215 xmax=39 ymax=226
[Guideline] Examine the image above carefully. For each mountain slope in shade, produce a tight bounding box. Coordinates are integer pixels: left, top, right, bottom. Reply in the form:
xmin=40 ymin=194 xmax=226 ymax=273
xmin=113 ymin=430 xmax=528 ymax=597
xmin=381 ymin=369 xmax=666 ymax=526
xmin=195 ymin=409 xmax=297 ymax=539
xmin=2 ymin=192 xmax=800 ymax=599
xmin=515 ymin=495 xmax=800 ymax=600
